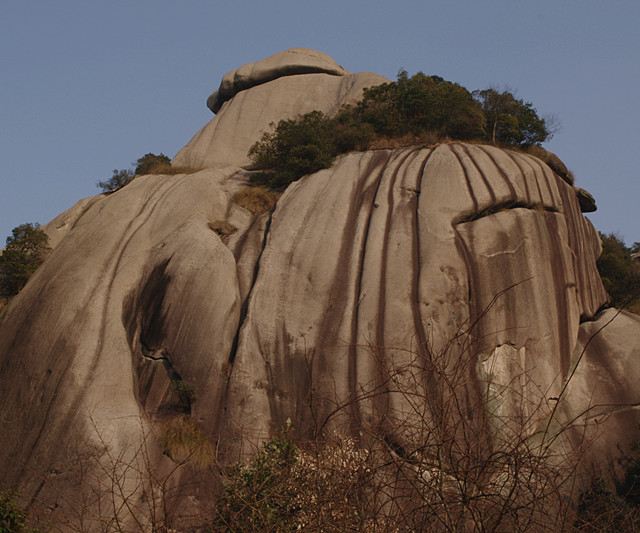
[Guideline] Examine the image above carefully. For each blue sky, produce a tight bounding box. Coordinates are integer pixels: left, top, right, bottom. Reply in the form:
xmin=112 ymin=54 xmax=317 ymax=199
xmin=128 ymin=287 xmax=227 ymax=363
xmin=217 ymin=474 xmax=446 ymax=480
xmin=1 ymin=1 xmax=638 ymax=244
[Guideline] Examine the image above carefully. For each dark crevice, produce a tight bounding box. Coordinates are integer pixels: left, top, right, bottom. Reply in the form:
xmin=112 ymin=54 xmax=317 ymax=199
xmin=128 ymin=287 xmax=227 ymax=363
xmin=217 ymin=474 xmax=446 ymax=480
xmin=453 ymin=200 xmax=559 ymax=225
xmin=579 ymin=302 xmax=613 ymax=324
xmin=227 ymin=211 xmax=274 ymax=365
xmin=139 ymin=341 xmax=193 ymax=416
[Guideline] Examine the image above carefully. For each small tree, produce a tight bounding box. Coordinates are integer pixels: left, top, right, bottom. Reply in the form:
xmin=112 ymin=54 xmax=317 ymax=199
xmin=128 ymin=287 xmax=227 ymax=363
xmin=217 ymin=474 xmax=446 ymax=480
xmin=357 ymin=70 xmax=485 ymax=140
xmin=134 ymin=153 xmax=171 ymax=176
xmin=0 ymin=223 xmax=50 ymax=298
xmin=97 ymin=168 xmax=135 ymax=194
xmin=473 ymin=88 xmax=550 ymax=147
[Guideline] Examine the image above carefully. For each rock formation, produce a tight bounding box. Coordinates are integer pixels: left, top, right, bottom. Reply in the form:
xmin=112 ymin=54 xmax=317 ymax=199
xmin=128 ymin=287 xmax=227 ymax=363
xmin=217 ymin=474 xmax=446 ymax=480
xmin=0 ymin=48 xmax=639 ymax=529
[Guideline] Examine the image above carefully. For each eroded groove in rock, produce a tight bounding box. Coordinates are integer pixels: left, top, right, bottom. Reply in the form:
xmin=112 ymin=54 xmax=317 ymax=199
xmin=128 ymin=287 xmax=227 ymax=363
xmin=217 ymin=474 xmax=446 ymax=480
xmin=227 ymin=211 xmax=274 ymax=365
xmin=454 ymin=143 xmax=498 ymax=205
xmin=474 ymin=145 xmax=518 ymax=200
xmin=448 ymin=144 xmax=479 ymax=212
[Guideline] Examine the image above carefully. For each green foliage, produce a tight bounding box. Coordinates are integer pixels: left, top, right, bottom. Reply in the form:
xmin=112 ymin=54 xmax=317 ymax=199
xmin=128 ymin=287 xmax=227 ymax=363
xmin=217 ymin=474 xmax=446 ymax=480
xmin=96 ymin=168 xmax=135 ymax=193
xmin=249 ymin=110 xmax=372 ymax=189
xmin=249 ymin=71 xmax=552 ymax=190
xmin=0 ymin=223 xmax=50 ymax=298
xmin=134 ymin=152 xmax=171 ymax=176
xmin=473 ymin=88 xmax=551 ymax=147
xmin=0 ymin=492 xmax=28 ymax=533
xmin=597 ymin=233 xmax=640 ymax=310
xmin=356 ymin=70 xmax=485 ymax=140
xmin=212 ymin=436 xmax=298 ymax=531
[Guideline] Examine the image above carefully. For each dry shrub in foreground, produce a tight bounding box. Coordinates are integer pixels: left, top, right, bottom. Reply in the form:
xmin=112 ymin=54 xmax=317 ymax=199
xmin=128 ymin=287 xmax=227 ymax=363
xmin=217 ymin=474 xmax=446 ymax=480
xmin=232 ymin=186 xmax=279 ymax=215
xmin=214 ymin=337 xmax=583 ymax=530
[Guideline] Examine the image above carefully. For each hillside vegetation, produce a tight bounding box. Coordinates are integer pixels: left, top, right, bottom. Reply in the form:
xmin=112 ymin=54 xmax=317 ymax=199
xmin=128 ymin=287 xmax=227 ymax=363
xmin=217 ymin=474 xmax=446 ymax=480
xmin=249 ymin=70 xmax=553 ymax=189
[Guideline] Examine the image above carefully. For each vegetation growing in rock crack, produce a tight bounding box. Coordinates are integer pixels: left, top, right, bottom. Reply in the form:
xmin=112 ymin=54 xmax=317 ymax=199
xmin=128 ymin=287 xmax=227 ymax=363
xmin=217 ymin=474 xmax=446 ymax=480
xmin=0 ymin=223 xmax=50 ymax=299
xmin=249 ymin=70 xmax=553 ymax=190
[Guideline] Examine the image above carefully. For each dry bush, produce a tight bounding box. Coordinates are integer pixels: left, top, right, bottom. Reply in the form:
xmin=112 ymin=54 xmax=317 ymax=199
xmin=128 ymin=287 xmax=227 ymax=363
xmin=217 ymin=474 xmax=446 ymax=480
xmin=141 ymin=162 xmax=200 ymax=176
xmin=160 ymin=416 xmax=214 ymax=470
xmin=367 ymin=131 xmax=443 ymax=150
xmin=232 ymin=186 xmax=279 ymax=215
xmin=208 ymin=220 xmax=237 ymax=243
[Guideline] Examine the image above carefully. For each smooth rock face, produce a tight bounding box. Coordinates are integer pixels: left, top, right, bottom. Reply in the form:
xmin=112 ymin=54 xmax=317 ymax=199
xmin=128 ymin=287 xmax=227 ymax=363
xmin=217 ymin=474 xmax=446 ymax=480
xmin=0 ymin=49 xmax=638 ymax=528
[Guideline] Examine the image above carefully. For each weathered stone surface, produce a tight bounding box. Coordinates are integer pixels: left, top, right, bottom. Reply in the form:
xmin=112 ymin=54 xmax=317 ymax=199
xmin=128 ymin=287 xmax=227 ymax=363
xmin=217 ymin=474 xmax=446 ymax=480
xmin=207 ymin=48 xmax=348 ymax=113
xmin=0 ymin=49 xmax=637 ymax=529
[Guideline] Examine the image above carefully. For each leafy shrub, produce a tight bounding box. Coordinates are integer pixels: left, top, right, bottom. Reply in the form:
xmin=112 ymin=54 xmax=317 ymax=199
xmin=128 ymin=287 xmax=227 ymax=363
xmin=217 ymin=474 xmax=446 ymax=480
xmin=232 ymin=186 xmax=280 ymax=215
xmin=597 ymin=233 xmax=640 ymax=311
xmin=212 ymin=436 xmax=298 ymax=531
xmin=97 ymin=168 xmax=135 ymax=193
xmin=249 ymin=111 xmax=372 ymax=189
xmin=0 ymin=492 xmax=28 ymax=533
xmin=473 ymin=88 xmax=551 ymax=147
xmin=356 ymin=70 xmax=485 ymax=140
xmin=0 ymin=223 xmax=50 ymax=298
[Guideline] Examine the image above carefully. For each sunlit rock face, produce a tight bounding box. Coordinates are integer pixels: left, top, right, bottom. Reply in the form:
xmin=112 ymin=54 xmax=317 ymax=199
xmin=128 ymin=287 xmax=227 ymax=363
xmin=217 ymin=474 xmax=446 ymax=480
xmin=1 ymin=49 xmax=638 ymax=528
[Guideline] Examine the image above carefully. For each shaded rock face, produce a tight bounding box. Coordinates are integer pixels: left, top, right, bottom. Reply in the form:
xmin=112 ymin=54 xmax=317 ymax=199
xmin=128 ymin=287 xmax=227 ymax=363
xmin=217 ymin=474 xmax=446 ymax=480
xmin=1 ymin=49 xmax=639 ymax=527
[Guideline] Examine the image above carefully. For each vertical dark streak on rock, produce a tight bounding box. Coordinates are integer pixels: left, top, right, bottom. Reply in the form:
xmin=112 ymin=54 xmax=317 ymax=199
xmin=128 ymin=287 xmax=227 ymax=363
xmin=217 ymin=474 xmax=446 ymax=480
xmin=374 ymin=148 xmax=423 ymax=424
xmin=523 ymin=154 xmax=560 ymax=208
xmin=312 ymin=151 xmax=391 ymax=435
xmin=516 ymin=153 xmax=548 ymax=206
xmin=556 ymin=181 xmax=586 ymax=313
xmin=348 ymin=151 xmax=401 ymax=433
xmin=503 ymin=151 xmax=540 ymax=205
xmin=449 ymin=146 xmax=494 ymax=454
xmin=227 ymin=213 xmax=273 ymax=365
xmin=212 ymin=210 xmax=274 ymax=447
xmin=446 ymin=144 xmax=478 ymax=212
xmin=543 ymin=213 xmax=571 ymax=378
xmin=456 ymin=144 xmax=497 ymax=204
xmin=410 ymin=148 xmax=441 ymax=424
xmin=474 ymin=145 xmax=518 ymax=201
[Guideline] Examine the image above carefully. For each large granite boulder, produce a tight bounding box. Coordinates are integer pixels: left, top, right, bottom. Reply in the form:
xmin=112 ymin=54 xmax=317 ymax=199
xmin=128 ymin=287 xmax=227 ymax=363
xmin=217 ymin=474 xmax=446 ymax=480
xmin=0 ymin=49 xmax=638 ymax=529
xmin=174 ymin=48 xmax=388 ymax=169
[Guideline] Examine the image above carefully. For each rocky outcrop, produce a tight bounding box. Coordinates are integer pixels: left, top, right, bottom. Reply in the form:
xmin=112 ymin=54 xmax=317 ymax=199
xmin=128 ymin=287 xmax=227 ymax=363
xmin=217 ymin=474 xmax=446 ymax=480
xmin=207 ymin=48 xmax=348 ymax=113
xmin=0 ymin=49 xmax=638 ymax=529
xmin=174 ymin=48 xmax=387 ymax=169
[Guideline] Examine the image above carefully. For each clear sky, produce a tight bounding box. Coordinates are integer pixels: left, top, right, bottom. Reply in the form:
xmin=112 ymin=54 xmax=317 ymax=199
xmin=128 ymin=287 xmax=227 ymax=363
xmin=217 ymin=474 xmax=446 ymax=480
xmin=1 ymin=1 xmax=638 ymax=244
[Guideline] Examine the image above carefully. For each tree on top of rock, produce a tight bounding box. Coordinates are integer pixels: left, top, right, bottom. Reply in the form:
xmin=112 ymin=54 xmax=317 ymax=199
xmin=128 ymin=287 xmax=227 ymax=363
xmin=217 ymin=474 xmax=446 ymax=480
xmin=473 ymin=88 xmax=551 ymax=147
